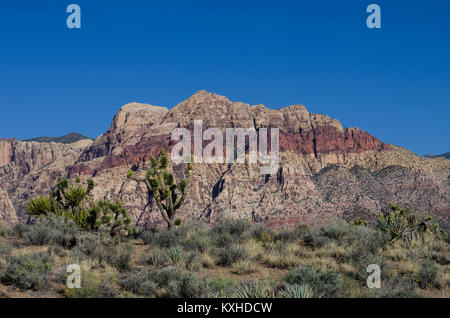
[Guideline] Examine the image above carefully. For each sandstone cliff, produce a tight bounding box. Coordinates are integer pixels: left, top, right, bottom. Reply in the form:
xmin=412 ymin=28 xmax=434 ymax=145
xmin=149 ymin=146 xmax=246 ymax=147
xmin=1 ymin=91 xmax=448 ymax=228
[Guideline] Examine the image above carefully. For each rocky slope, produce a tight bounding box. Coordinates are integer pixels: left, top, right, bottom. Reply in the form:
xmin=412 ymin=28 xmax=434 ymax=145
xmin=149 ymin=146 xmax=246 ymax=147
xmin=1 ymin=91 xmax=449 ymax=228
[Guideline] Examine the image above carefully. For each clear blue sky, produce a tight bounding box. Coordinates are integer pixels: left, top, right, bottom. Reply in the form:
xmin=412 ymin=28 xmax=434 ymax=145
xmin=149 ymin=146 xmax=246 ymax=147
xmin=0 ymin=0 xmax=449 ymax=155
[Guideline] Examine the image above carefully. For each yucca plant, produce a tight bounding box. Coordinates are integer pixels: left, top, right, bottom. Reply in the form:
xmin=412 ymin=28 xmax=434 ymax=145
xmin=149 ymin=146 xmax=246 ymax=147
xmin=377 ymin=203 xmax=439 ymax=246
xmin=234 ymin=281 xmax=276 ymax=298
xmin=278 ymin=284 xmax=314 ymax=298
xmin=167 ymin=246 xmax=184 ymax=265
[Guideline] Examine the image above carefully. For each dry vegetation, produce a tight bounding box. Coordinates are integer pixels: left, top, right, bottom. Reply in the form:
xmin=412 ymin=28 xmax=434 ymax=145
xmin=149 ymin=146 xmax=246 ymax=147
xmin=0 ymin=216 xmax=448 ymax=298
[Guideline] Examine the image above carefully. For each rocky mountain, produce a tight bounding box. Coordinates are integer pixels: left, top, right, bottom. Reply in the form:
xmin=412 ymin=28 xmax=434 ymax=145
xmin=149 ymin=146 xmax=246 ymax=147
xmin=24 ymin=132 xmax=92 ymax=144
xmin=1 ymin=91 xmax=449 ymax=228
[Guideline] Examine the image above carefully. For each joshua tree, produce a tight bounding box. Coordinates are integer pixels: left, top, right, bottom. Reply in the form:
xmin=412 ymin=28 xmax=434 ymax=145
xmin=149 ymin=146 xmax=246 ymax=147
xmin=127 ymin=151 xmax=193 ymax=229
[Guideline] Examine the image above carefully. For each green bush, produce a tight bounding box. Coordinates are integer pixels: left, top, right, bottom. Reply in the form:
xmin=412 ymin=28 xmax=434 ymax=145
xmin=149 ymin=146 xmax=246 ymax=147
xmin=0 ymin=222 xmax=8 ymax=236
xmin=180 ymin=234 xmax=211 ymax=253
xmin=252 ymin=227 xmax=275 ymax=243
xmin=1 ymin=252 xmax=54 ymax=290
xmin=370 ymin=275 xmax=419 ymax=298
xmin=210 ymin=219 xmax=252 ymax=246
xmin=119 ymin=271 xmax=158 ymax=296
xmin=148 ymin=266 xmax=209 ymax=298
xmin=215 ymin=246 xmax=249 ymax=266
xmin=283 ymin=265 xmax=342 ymax=297
xmin=65 ymin=271 xmax=116 ymax=298
xmin=415 ymin=261 xmax=439 ymax=289
xmin=0 ymin=242 xmax=12 ymax=258
xmin=23 ymin=215 xmax=79 ymax=248
xmin=207 ymin=277 xmax=239 ymax=297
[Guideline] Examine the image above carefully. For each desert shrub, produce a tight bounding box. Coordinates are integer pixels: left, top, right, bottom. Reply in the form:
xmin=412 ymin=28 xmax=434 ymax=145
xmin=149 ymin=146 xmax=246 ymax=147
xmin=319 ymin=221 xmax=352 ymax=241
xmin=441 ymin=229 xmax=450 ymax=245
xmin=166 ymin=271 xmax=209 ymax=298
xmin=351 ymin=253 xmax=386 ymax=281
xmin=12 ymin=223 xmax=29 ymax=239
xmin=370 ymin=275 xmax=419 ymax=298
xmin=348 ymin=226 xmax=389 ymax=254
xmin=1 ymin=251 xmax=54 ymax=290
xmin=110 ymin=245 xmax=133 ymax=272
xmin=119 ymin=271 xmax=158 ymax=296
xmin=215 ymin=245 xmax=249 ymax=266
xmin=65 ymin=271 xmax=117 ymax=298
xmin=252 ymin=226 xmax=275 ymax=243
xmin=180 ymin=234 xmax=212 ymax=253
xmin=303 ymin=231 xmax=329 ymax=249
xmin=283 ymin=265 xmax=342 ymax=297
xmin=0 ymin=242 xmax=11 ymax=258
xmin=210 ymin=219 xmax=252 ymax=247
xmin=0 ymin=222 xmax=8 ymax=236
xmin=231 ymin=260 xmax=257 ymax=275
xmin=150 ymin=266 xmax=182 ymax=286
xmin=234 ymin=280 xmax=276 ymax=298
xmin=140 ymin=228 xmax=182 ymax=248
xmin=149 ymin=266 xmax=209 ymax=298
xmin=278 ymin=284 xmax=313 ymax=298
xmin=71 ymin=232 xmax=103 ymax=258
xmin=414 ymin=261 xmax=439 ymax=289
xmin=71 ymin=233 xmax=133 ymax=271
xmin=207 ymin=277 xmax=239 ymax=297
xmin=23 ymin=215 xmax=79 ymax=248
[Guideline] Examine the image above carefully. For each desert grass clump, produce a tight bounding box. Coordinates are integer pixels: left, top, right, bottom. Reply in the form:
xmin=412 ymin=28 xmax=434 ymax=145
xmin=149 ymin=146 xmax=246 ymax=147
xmin=231 ymin=259 xmax=257 ymax=275
xmin=201 ymin=252 xmax=216 ymax=269
xmin=146 ymin=248 xmax=167 ymax=268
xmin=1 ymin=251 xmax=54 ymax=291
xmin=185 ymin=251 xmax=203 ymax=272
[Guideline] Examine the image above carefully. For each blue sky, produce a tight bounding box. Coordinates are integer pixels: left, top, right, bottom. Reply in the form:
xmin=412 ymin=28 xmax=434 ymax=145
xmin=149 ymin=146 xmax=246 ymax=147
xmin=0 ymin=0 xmax=449 ymax=155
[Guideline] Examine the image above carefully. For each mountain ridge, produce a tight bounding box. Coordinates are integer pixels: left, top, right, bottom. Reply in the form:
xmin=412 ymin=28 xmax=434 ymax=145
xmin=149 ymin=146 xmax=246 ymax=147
xmin=23 ymin=132 xmax=92 ymax=144
xmin=0 ymin=91 xmax=449 ymax=228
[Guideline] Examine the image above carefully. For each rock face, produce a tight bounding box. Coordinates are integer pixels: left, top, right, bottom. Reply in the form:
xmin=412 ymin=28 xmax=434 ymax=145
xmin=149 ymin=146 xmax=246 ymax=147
xmin=0 ymin=139 xmax=92 ymax=224
xmin=1 ymin=91 xmax=449 ymax=228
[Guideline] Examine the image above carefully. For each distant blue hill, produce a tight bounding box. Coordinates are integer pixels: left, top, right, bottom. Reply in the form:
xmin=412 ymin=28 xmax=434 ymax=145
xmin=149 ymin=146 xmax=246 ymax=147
xmin=423 ymin=152 xmax=450 ymax=160
xmin=23 ymin=132 xmax=92 ymax=144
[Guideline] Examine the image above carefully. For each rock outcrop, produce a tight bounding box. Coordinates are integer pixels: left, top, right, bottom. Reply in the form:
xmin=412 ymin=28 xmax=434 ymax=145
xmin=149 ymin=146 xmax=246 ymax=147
xmin=1 ymin=91 xmax=449 ymax=229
